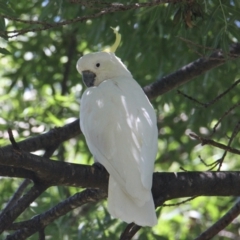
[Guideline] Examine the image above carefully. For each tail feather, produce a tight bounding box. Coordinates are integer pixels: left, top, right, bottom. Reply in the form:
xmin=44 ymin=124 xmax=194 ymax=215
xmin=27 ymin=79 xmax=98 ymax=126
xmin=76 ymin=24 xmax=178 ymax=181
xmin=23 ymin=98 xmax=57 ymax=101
xmin=107 ymin=176 xmax=157 ymax=227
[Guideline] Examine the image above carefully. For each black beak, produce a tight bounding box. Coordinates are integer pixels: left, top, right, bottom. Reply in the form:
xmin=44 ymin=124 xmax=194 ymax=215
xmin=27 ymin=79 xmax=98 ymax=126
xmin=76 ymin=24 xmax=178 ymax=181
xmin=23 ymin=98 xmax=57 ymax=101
xmin=82 ymin=70 xmax=96 ymax=87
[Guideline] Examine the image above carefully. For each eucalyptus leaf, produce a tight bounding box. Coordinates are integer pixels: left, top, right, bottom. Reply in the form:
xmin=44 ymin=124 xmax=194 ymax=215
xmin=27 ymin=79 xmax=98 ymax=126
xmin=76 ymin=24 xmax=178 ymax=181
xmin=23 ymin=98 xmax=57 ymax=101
xmin=0 ymin=47 xmax=10 ymax=54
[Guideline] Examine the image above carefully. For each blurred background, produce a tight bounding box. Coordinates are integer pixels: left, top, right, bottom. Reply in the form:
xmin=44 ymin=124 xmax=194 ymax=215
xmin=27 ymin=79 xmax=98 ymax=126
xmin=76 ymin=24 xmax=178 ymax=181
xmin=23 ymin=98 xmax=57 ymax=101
xmin=0 ymin=0 xmax=240 ymax=239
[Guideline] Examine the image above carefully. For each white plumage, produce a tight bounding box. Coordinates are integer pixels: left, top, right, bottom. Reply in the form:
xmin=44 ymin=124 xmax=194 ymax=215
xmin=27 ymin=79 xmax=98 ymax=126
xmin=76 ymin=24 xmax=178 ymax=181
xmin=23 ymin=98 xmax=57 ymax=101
xmin=76 ymin=52 xmax=158 ymax=226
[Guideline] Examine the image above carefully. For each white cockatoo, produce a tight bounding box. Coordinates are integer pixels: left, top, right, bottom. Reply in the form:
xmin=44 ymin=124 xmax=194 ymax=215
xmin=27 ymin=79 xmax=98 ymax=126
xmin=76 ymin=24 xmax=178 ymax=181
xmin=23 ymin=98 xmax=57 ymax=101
xmin=76 ymin=33 xmax=158 ymax=226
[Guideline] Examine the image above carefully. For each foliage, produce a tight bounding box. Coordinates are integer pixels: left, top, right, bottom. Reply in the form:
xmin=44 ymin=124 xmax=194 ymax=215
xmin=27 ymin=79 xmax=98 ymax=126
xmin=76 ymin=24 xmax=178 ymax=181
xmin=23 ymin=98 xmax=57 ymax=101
xmin=0 ymin=0 xmax=240 ymax=239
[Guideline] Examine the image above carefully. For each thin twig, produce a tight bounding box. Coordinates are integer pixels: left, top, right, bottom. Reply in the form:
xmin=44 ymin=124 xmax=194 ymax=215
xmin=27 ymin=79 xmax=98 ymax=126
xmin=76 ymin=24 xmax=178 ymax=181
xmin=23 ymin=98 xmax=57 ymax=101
xmin=144 ymin=43 xmax=240 ymax=99
xmin=0 ymin=0 xmax=172 ymax=38
xmin=217 ymin=151 xmax=228 ymax=171
xmin=198 ymin=155 xmax=218 ymax=167
xmin=177 ymin=90 xmax=206 ymax=107
xmin=211 ymin=102 xmax=240 ymax=136
xmin=163 ymin=196 xmax=198 ymax=207
xmin=177 ymin=36 xmax=219 ymax=52
xmin=180 ymin=166 xmax=189 ymax=172
xmin=178 ymin=79 xmax=240 ymax=109
xmin=207 ymin=161 xmax=221 ymax=171
xmin=207 ymin=79 xmax=240 ymax=106
xmin=189 ymin=133 xmax=240 ymax=155
xmin=218 ymin=121 xmax=240 ymax=170
xmin=7 ymin=128 xmax=20 ymax=150
xmin=0 ymin=15 xmax=53 ymax=26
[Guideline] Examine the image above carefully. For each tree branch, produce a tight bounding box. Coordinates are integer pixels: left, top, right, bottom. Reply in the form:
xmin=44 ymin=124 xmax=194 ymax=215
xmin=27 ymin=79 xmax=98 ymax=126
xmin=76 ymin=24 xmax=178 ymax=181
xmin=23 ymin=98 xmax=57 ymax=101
xmin=189 ymin=133 xmax=240 ymax=155
xmin=0 ymin=138 xmax=59 ymax=222
xmin=2 ymin=170 xmax=240 ymax=239
xmin=152 ymin=171 xmax=240 ymax=202
xmin=6 ymin=189 xmax=106 ymax=240
xmin=2 ymin=143 xmax=240 ymax=238
xmin=1 ymin=146 xmax=240 ymax=197
xmin=0 ymin=165 xmax=36 ymax=180
xmin=0 ymin=179 xmax=32 ymax=216
xmin=0 ymin=151 xmax=107 ymax=190
xmin=0 ymin=0 xmax=174 ymax=38
xmin=2 ymin=146 xmax=240 ymax=200
xmin=0 ymin=183 xmax=48 ymax=234
xmin=195 ymin=199 xmax=240 ymax=240
xmin=211 ymin=102 xmax=240 ymax=136
xmin=178 ymin=79 xmax=240 ymax=108
xmin=143 ymin=43 xmax=240 ymax=99
xmin=2 ymin=119 xmax=81 ymax=153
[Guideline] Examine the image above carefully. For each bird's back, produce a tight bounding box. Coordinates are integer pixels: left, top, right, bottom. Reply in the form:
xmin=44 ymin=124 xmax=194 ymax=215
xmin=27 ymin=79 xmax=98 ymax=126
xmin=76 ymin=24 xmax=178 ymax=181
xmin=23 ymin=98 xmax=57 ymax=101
xmin=80 ymin=76 xmax=158 ymax=226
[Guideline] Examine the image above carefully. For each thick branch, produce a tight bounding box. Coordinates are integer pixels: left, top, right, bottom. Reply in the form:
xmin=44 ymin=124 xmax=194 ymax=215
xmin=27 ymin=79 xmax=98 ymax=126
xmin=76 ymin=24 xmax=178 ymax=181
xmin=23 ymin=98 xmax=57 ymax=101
xmin=1 ymin=148 xmax=240 ymax=198
xmin=0 ymin=165 xmax=35 ymax=180
xmin=1 ymin=138 xmax=59 ymax=221
xmin=4 ymin=170 xmax=240 ymax=239
xmin=0 ymin=149 xmax=108 ymax=189
xmin=2 ymin=119 xmax=81 ymax=153
xmin=152 ymin=172 xmax=240 ymax=202
xmin=143 ymin=43 xmax=240 ymax=99
xmin=1 ymin=146 xmax=240 ymax=238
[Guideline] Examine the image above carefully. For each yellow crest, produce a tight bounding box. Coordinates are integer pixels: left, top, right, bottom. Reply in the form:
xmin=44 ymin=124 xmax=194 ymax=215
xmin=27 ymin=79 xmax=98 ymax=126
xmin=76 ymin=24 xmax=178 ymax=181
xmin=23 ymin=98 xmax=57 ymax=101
xmin=103 ymin=27 xmax=121 ymax=53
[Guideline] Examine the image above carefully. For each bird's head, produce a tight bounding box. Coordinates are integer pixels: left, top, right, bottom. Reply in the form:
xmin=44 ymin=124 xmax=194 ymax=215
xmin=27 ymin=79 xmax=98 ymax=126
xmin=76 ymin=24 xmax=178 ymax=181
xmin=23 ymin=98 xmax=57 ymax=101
xmin=76 ymin=52 xmax=132 ymax=87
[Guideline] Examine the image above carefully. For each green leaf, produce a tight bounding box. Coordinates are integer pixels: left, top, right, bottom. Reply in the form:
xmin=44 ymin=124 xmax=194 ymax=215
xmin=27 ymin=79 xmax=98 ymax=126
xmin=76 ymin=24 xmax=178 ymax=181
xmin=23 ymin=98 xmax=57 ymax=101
xmin=39 ymin=1 xmax=59 ymax=21
xmin=228 ymin=25 xmax=240 ymax=42
xmin=0 ymin=16 xmax=8 ymax=40
xmin=0 ymin=1 xmax=16 ymax=17
xmin=221 ymin=31 xmax=229 ymax=57
xmin=0 ymin=47 xmax=10 ymax=55
xmin=0 ymin=17 xmax=5 ymax=31
xmin=46 ymin=111 xmax=63 ymax=126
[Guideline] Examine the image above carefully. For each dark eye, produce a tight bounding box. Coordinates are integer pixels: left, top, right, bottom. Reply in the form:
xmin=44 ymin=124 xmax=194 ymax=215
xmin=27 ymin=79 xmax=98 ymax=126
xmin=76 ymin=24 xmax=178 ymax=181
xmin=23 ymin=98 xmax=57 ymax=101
xmin=96 ymin=63 xmax=100 ymax=67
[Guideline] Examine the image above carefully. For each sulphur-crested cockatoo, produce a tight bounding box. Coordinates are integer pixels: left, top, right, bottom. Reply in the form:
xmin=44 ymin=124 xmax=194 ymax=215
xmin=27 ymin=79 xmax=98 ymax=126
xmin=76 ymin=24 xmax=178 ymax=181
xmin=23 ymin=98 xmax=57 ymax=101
xmin=76 ymin=50 xmax=158 ymax=227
